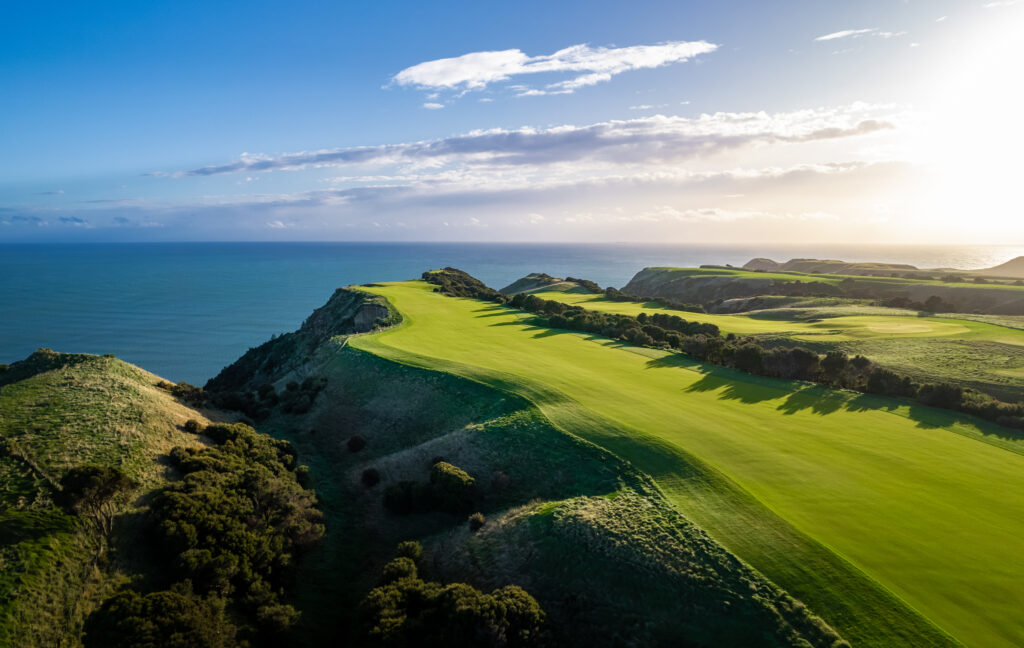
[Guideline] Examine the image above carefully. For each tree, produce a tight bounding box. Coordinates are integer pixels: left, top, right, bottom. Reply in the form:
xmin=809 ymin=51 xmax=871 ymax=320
xmin=57 ymin=465 xmax=136 ymax=533
xmin=83 ymin=583 xmax=236 ymax=648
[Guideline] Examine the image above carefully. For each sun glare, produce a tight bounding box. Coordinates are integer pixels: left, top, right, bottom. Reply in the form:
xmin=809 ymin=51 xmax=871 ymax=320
xmin=917 ymin=9 xmax=1024 ymax=236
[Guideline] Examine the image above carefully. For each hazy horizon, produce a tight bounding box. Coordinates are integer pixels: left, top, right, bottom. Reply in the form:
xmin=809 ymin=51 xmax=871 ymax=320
xmin=3 ymin=0 xmax=1022 ymax=244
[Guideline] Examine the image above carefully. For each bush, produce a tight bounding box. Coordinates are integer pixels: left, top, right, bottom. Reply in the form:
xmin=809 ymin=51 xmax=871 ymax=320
xmin=380 ymin=557 xmax=418 ymax=583
xmin=83 ymin=583 xmax=236 ymax=648
xmin=361 ymin=468 xmax=381 ymax=488
xmin=429 ymin=462 xmax=477 ymax=515
xmin=918 ymin=382 xmax=964 ymax=408
xmin=57 ymin=465 xmax=136 ymax=529
xmin=347 ymin=435 xmax=366 ymax=453
xmin=360 ymin=547 xmax=546 ymax=648
xmin=396 ymin=540 xmax=422 ymax=562
xmin=866 ymin=368 xmax=917 ymax=398
xmin=183 ymin=419 xmax=202 ymax=434
xmin=468 ymin=512 xmax=486 ymax=531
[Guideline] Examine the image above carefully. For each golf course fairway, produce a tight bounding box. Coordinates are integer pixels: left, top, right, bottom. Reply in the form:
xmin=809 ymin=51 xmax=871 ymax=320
xmin=531 ymin=290 xmax=1024 ymax=345
xmin=351 ymin=280 xmax=1024 ymax=648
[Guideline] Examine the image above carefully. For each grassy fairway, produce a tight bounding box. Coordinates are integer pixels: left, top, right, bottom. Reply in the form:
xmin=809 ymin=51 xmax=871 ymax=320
xmin=533 ymin=290 xmax=1024 ymax=401
xmin=352 ymin=280 xmax=1024 ymax=648
xmin=532 ymin=290 xmax=1024 ymax=345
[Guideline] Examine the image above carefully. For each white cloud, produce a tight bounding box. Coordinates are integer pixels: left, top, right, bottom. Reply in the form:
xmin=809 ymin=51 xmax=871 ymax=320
xmin=815 ymin=28 xmax=907 ymax=41
xmin=390 ymin=40 xmax=718 ymax=99
xmin=423 ymin=102 xmax=445 ymax=110
xmin=163 ymin=104 xmax=899 ymax=177
xmin=983 ymin=0 xmax=1020 ymax=7
xmin=936 ymin=15 xmax=948 ymax=21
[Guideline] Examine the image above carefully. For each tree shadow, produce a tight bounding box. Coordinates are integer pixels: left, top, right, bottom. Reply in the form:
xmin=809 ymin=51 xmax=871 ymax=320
xmin=844 ymin=393 xmax=900 ymax=414
xmin=681 ymin=371 xmax=779 ymax=404
xmin=775 ymin=386 xmax=845 ymax=416
xmin=645 ymin=354 xmax=699 ymax=370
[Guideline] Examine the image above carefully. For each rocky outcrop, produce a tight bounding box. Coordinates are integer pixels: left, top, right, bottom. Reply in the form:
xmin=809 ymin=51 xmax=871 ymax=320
xmin=205 ymin=286 xmax=399 ymax=393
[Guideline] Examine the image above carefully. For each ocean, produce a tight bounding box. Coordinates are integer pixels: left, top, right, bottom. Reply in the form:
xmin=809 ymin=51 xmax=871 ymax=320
xmin=2 ymin=242 xmax=1022 ymax=384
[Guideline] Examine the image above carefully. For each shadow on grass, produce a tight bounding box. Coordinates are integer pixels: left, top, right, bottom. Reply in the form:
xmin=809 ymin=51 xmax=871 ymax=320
xmin=682 ymin=371 xmax=779 ymax=405
xmin=0 ymin=509 xmax=74 ymax=547
xmin=775 ymin=386 xmax=845 ymax=416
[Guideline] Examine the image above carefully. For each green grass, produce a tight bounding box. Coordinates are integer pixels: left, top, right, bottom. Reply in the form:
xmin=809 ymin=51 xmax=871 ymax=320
xmin=268 ymin=343 xmax=841 ymax=647
xmin=639 ymin=266 xmax=1024 ymax=291
xmin=0 ymin=354 xmax=211 ymax=647
xmin=533 ymin=291 xmax=1024 ymax=345
xmin=534 ymin=290 xmax=1024 ymax=401
xmin=351 ymin=280 xmax=1024 ymax=648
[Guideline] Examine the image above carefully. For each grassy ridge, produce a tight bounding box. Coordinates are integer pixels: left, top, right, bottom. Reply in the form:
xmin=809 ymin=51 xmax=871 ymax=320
xmin=352 ymin=280 xmax=1024 ymax=648
xmin=262 ymin=343 xmax=842 ymax=647
xmin=0 ymin=352 xmax=211 ymax=646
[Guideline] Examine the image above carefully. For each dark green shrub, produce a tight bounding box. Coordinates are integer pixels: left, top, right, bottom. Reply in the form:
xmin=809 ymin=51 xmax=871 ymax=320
xmin=57 ymin=465 xmax=136 ymax=529
xmin=468 ymin=512 xmax=485 ymax=531
xmin=429 ymin=462 xmax=476 ymax=514
xmin=361 ymin=468 xmax=381 ymax=488
xmin=396 ymin=540 xmax=422 ymax=562
xmin=347 ymin=435 xmax=366 ymax=452
xmin=380 ymin=557 xmax=418 ymax=583
xmin=83 ymin=583 xmax=236 ymax=648
xmin=918 ymin=383 xmax=964 ymax=408
xmin=183 ymin=419 xmax=202 ymax=434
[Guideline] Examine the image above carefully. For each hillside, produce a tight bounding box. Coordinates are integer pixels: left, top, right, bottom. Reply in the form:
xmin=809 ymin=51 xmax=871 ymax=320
xmin=498 ymin=272 xmax=600 ymax=295
xmin=623 ymin=266 xmax=1024 ymax=314
xmin=0 ymin=350 xmax=214 ymax=647
xmin=352 ymin=273 xmax=1024 ymax=648
xmin=208 ymin=284 xmax=846 ymax=647
xmin=743 ymin=257 xmax=919 ymax=275
xmin=979 ymin=256 xmax=1024 ymax=278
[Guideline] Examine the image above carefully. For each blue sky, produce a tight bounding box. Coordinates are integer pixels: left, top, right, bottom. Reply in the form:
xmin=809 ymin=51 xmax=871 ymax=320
xmin=2 ymin=0 xmax=1022 ymax=242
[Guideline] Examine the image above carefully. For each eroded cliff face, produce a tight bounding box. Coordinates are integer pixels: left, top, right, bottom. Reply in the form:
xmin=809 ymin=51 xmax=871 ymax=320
xmin=205 ymin=286 xmax=399 ymax=393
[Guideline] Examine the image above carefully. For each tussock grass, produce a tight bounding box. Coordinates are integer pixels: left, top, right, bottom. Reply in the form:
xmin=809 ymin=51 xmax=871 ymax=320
xmin=0 ymin=353 xmax=212 ymax=646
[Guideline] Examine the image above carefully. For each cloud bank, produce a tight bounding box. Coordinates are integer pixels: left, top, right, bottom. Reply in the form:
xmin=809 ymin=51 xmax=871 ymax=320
xmin=163 ymin=104 xmax=895 ymax=177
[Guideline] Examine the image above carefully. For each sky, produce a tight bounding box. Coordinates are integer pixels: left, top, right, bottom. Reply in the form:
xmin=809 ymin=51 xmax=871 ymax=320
xmin=1 ymin=0 xmax=1022 ymax=244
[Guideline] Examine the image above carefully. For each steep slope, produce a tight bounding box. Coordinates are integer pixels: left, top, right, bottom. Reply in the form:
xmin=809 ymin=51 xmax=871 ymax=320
xmin=211 ymin=287 xmax=847 ymax=648
xmin=353 ymin=277 xmax=1024 ymax=648
xmin=0 ymin=350 xmax=214 ymax=647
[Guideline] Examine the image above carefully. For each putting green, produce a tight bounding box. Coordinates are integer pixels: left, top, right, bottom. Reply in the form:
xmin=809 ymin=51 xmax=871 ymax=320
xmin=353 ymin=281 xmax=1024 ymax=648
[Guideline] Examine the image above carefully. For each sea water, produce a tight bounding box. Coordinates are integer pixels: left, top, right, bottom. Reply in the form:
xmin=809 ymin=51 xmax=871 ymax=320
xmin=2 ymin=242 xmax=1022 ymax=383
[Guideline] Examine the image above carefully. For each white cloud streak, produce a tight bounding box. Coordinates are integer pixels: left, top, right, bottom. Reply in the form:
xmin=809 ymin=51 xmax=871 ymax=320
xmin=390 ymin=40 xmax=718 ymax=98
xmin=815 ymin=28 xmax=907 ymax=41
xmin=161 ymin=104 xmax=897 ymax=177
